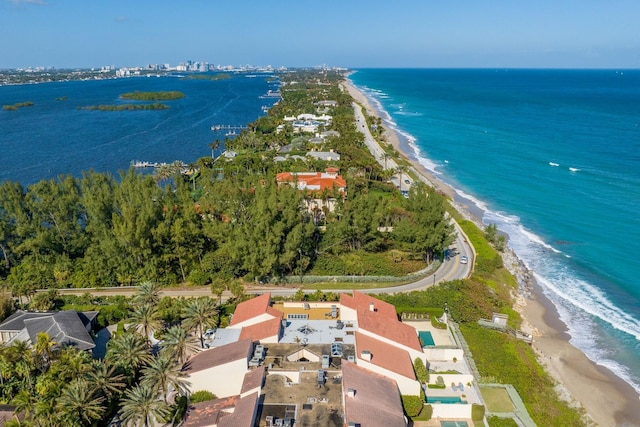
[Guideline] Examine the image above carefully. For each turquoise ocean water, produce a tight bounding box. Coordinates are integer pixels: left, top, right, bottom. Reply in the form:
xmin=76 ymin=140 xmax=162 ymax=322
xmin=350 ymin=69 xmax=640 ymax=395
xmin=0 ymin=73 xmax=278 ymax=184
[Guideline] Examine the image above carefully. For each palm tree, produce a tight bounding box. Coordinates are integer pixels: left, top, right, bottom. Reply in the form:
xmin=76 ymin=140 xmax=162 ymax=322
xmin=56 ymin=347 xmax=93 ymax=380
xmin=34 ymin=332 xmax=56 ymax=372
xmin=141 ymin=356 xmax=189 ymax=403
xmin=86 ymin=360 xmax=126 ymax=401
xmin=209 ymin=139 xmax=221 ymax=159
xmin=57 ymin=379 xmax=105 ymax=427
xmin=106 ymin=332 xmax=153 ymax=382
xmin=182 ymin=298 xmax=218 ymax=348
xmin=160 ymin=325 xmax=199 ymax=366
xmin=129 ymin=303 xmax=162 ymax=344
xmin=134 ymin=281 xmax=161 ymax=306
xmin=120 ymin=384 xmax=170 ymax=427
xmin=381 ymin=152 xmax=390 ymax=170
xmin=11 ymin=389 xmax=35 ymax=423
xmin=396 ymin=165 xmax=407 ymax=191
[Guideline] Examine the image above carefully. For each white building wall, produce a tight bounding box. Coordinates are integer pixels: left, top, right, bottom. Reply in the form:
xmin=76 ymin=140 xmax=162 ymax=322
xmin=187 ymin=358 xmax=247 ymax=398
xmin=355 ymin=359 xmax=420 ymax=396
xmin=259 ymin=333 xmax=279 ymax=344
xmin=358 ymin=329 xmax=426 ymax=364
xmin=430 ymin=403 xmax=472 ymax=419
xmin=340 ymin=306 xmax=357 ymax=322
xmin=423 ymin=348 xmax=464 ymax=362
xmin=229 ymin=313 xmax=274 ymax=328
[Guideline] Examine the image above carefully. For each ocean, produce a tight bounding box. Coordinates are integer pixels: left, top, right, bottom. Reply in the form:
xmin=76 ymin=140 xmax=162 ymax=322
xmin=349 ymin=69 xmax=640 ymax=395
xmin=0 ymin=73 xmax=278 ymax=185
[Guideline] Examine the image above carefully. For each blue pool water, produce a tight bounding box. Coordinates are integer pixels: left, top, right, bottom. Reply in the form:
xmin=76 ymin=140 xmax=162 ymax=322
xmin=419 ymin=330 xmax=435 ymax=346
xmin=427 ymin=396 xmax=464 ymax=404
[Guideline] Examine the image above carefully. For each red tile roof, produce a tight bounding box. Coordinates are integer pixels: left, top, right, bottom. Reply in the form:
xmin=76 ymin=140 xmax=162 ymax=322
xmin=182 ymin=393 xmax=259 ymax=427
xmin=238 ymin=316 xmax=282 ymax=342
xmin=218 ymin=392 xmax=259 ymax=427
xmin=241 ymin=366 xmax=265 ymax=394
xmin=184 ymin=339 xmax=252 ymax=374
xmin=341 ymin=360 xmax=407 ymax=427
xmin=341 ymin=291 xmax=422 ymax=352
xmin=182 ymin=396 xmax=238 ymax=427
xmin=276 ymin=171 xmax=347 ymax=193
xmin=230 ymin=293 xmax=278 ymax=326
xmin=355 ymin=332 xmax=416 ymax=380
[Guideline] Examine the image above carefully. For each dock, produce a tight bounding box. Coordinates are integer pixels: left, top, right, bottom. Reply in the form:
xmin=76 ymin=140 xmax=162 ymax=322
xmin=211 ymin=124 xmax=247 ymax=131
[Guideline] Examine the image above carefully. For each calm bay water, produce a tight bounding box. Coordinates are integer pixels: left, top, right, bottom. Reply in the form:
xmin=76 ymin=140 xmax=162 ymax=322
xmin=350 ymin=69 xmax=640 ymax=394
xmin=0 ymin=74 xmax=278 ymax=184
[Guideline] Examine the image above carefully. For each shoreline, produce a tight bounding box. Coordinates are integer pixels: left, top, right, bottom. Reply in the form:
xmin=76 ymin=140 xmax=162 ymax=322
xmin=343 ymin=76 xmax=640 ymax=426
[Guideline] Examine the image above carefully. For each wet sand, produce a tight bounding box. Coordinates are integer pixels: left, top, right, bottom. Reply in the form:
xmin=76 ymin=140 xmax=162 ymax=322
xmin=343 ymin=76 xmax=640 ymax=427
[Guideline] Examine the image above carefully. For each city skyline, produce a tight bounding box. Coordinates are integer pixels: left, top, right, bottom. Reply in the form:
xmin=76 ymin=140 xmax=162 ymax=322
xmin=2 ymin=0 xmax=640 ymax=69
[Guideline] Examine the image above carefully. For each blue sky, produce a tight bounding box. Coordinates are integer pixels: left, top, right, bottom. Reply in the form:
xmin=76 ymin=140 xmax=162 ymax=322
xmin=1 ymin=0 xmax=639 ymax=69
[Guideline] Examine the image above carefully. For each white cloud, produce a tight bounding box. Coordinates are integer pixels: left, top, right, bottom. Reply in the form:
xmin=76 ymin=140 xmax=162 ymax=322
xmin=115 ymin=16 xmax=127 ymax=22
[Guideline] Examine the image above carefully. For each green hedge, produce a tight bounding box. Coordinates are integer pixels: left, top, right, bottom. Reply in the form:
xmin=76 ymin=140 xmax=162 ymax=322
xmin=401 ymin=395 xmax=423 ymax=417
xmin=472 ymin=404 xmax=485 ymax=421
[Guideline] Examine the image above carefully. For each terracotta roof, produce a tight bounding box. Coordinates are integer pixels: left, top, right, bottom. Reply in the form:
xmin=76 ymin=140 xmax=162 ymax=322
xmin=275 ymin=171 xmax=347 ymax=193
xmin=241 ymin=366 xmax=265 ymax=394
xmin=238 ymin=316 xmax=282 ymax=342
xmin=355 ymin=332 xmax=416 ymax=380
xmin=182 ymin=396 xmax=237 ymax=427
xmin=184 ymin=339 xmax=252 ymax=374
xmin=341 ymin=291 xmax=422 ymax=352
xmin=342 ymin=360 xmax=407 ymax=427
xmin=230 ymin=293 xmax=277 ymax=326
xmin=218 ymin=392 xmax=259 ymax=427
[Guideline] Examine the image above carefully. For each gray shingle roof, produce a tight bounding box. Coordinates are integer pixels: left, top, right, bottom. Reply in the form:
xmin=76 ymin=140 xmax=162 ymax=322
xmin=0 ymin=310 xmax=96 ymax=351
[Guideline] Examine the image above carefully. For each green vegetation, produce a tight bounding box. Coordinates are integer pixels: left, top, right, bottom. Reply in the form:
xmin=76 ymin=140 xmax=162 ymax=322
xmin=189 ymin=390 xmax=217 ymax=403
xmin=379 ymin=215 xmax=586 ymax=426
xmin=487 ymin=416 xmax=520 ymax=427
xmin=0 ymin=283 xmax=227 ymax=426
xmin=413 ymin=357 xmax=429 ymax=384
xmin=120 ymin=91 xmax=185 ymax=101
xmin=480 ymin=386 xmax=515 ymax=413
xmin=472 ymin=404 xmax=486 ymax=421
xmin=183 ymin=73 xmax=231 ymax=81
xmin=79 ymin=103 xmax=169 ymax=111
xmin=401 ymin=395 xmax=423 ymax=417
xmin=0 ymin=70 xmax=454 ymax=293
xmin=2 ymin=101 xmax=34 ymax=110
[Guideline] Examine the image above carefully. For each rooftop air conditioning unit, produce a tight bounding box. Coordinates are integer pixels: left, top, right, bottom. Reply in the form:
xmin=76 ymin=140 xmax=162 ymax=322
xmin=361 ymin=350 xmax=372 ymax=361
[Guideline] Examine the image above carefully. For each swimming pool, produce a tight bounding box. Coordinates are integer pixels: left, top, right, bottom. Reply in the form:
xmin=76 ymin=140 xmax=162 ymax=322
xmin=426 ymin=396 xmax=465 ymax=404
xmin=418 ymin=330 xmax=435 ymax=346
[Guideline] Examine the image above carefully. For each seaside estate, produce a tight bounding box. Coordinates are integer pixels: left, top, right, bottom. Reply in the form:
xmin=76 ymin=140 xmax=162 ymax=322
xmin=181 ymin=291 xmax=480 ymax=427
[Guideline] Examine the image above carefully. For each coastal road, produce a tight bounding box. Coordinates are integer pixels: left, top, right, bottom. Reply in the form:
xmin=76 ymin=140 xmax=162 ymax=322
xmin=42 ymin=97 xmax=474 ymax=301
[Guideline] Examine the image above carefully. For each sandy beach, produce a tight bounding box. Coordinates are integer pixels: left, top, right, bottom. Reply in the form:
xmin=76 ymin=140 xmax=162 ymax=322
xmin=343 ymin=77 xmax=640 ymax=427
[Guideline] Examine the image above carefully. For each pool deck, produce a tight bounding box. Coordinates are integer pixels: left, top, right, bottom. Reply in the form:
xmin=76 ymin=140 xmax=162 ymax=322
xmin=403 ymin=320 xmax=455 ymax=347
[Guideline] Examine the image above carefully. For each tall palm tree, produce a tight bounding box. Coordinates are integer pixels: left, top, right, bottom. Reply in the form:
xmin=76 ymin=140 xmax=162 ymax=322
xmin=120 ymin=384 xmax=170 ymax=427
xmin=134 ymin=281 xmax=161 ymax=306
xmin=106 ymin=332 xmax=153 ymax=382
xmin=209 ymin=139 xmax=221 ymax=160
xmin=129 ymin=303 xmax=162 ymax=344
xmin=160 ymin=325 xmax=199 ymax=366
xmin=141 ymin=356 xmax=189 ymax=403
xmin=34 ymin=332 xmax=56 ymax=372
xmin=86 ymin=360 xmax=126 ymax=401
xmin=57 ymin=379 xmax=105 ymax=427
xmin=396 ymin=165 xmax=406 ymax=191
xmin=182 ymin=298 xmax=218 ymax=348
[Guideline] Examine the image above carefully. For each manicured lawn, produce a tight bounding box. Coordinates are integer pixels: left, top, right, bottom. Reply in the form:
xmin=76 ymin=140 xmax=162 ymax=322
xmin=480 ymin=386 xmax=514 ymax=413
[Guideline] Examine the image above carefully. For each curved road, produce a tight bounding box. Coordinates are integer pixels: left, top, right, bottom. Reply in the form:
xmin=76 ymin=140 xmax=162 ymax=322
xmin=52 ymin=101 xmax=474 ymax=301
